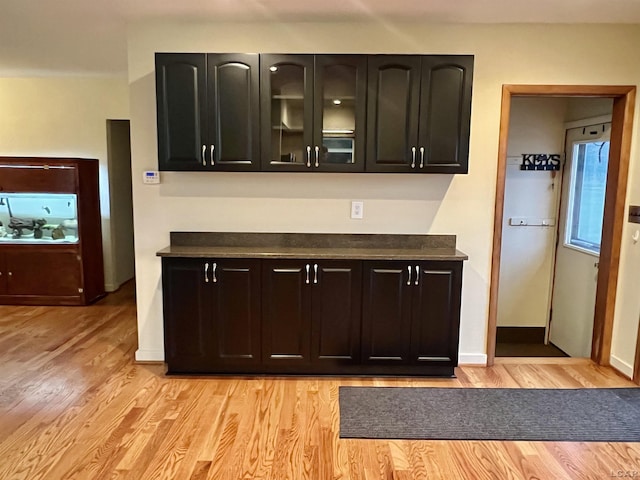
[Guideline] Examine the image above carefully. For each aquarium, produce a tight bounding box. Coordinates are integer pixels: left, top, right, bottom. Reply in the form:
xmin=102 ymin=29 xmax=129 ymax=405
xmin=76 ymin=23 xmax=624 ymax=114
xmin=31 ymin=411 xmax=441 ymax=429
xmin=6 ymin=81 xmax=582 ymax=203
xmin=0 ymin=193 xmax=79 ymax=243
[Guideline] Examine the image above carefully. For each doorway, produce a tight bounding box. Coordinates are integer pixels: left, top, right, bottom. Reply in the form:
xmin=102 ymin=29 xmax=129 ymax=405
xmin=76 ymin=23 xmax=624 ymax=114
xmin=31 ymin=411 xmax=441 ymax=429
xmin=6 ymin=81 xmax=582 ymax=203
xmin=487 ymin=85 xmax=636 ymax=373
xmin=106 ymin=119 xmax=135 ymax=290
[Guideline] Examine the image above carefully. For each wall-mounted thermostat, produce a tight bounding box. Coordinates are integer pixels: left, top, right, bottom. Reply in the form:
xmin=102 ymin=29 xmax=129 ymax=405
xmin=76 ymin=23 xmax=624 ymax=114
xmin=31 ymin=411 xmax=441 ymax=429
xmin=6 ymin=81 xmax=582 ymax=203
xmin=143 ymin=170 xmax=160 ymax=184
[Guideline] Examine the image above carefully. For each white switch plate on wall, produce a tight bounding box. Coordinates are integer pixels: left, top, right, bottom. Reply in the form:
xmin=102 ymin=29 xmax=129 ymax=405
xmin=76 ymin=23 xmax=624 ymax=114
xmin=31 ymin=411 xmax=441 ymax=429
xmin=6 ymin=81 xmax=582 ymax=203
xmin=351 ymin=201 xmax=364 ymax=219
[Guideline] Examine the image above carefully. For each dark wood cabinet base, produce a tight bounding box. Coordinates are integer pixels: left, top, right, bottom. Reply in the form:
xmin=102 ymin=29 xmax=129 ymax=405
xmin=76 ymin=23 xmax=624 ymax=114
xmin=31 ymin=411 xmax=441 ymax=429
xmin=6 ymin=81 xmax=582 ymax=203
xmin=161 ymin=250 xmax=464 ymax=377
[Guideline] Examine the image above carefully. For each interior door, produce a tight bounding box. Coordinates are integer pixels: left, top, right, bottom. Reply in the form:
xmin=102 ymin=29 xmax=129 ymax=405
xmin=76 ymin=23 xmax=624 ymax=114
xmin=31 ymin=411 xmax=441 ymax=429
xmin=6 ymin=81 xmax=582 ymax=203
xmin=549 ymin=122 xmax=610 ymax=357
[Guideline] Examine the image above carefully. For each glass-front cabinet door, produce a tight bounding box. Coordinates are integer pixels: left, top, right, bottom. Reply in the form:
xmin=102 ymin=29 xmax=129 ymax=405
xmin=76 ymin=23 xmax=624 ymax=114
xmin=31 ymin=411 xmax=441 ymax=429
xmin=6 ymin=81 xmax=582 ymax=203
xmin=261 ymin=54 xmax=367 ymax=172
xmin=314 ymin=55 xmax=366 ymax=172
xmin=261 ymin=54 xmax=314 ymax=171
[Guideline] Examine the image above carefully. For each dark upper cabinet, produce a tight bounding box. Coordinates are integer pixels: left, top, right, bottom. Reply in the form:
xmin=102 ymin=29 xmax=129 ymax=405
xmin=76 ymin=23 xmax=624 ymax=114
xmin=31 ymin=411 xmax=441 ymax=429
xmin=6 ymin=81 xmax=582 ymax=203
xmin=418 ymin=56 xmax=473 ymax=173
xmin=362 ymin=261 xmax=462 ymax=366
xmin=161 ymin=257 xmax=261 ymax=373
xmin=208 ymin=54 xmax=260 ymax=170
xmin=261 ymin=54 xmax=367 ymax=172
xmin=157 ymin=53 xmax=473 ymax=174
xmin=366 ymin=55 xmax=473 ymax=173
xmin=156 ymin=53 xmax=260 ymax=171
xmin=261 ymin=260 xmax=361 ymax=370
xmin=366 ymin=56 xmax=421 ymax=173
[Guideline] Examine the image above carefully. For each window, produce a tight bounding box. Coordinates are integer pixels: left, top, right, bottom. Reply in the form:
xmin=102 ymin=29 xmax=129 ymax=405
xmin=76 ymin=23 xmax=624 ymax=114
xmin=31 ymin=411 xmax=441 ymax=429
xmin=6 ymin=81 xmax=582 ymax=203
xmin=565 ymin=140 xmax=609 ymax=254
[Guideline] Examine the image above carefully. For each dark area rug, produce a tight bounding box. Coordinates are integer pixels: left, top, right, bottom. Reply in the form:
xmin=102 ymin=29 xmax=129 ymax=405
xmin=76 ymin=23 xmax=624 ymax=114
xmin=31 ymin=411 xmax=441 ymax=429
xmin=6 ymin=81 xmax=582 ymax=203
xmin=339 ymin=387 xmax=640 ymax=441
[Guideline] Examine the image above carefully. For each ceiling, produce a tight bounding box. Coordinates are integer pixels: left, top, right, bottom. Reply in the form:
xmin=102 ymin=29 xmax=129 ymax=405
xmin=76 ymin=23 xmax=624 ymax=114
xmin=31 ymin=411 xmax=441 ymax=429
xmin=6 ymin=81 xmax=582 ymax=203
xmin=1 ymin=0 xmax=640 ymax=76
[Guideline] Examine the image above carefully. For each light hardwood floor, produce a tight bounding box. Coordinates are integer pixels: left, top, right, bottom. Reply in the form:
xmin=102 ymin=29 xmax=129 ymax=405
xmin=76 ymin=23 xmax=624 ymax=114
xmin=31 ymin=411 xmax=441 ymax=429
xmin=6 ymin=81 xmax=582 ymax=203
xmin=1 ymin=282 xmax=639 ymax=480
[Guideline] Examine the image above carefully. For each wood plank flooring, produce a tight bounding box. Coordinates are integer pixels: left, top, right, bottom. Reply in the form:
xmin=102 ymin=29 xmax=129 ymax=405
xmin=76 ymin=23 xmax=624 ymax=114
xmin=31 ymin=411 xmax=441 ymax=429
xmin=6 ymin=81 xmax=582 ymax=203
xmin=1 ymin=281 xmax=639 ymax=479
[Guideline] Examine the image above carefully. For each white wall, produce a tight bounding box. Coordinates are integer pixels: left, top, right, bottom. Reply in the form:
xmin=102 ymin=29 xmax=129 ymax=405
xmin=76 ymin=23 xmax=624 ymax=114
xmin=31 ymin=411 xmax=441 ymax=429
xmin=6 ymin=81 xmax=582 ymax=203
xmin=0 ymin=77 xmax=130 ymax=291
xmin=127 ymin=22 xmax=640 ymax=370
xmin=497 ymin=97 xmax=567 ymax=328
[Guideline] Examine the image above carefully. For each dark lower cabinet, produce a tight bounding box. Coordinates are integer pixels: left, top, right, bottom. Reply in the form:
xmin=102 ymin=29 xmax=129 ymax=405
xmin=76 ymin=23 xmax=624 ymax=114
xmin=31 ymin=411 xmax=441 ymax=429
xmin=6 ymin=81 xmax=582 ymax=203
xmin=362 ymin=261 xmax=462 ymax=372
xmin=362 ymin=263 xmax=413 ymax=363
xmin=261 ymin=260 xmax=312 ymax=367
xmin=261 ymin=260 xmax=361 ymax=373
xmin=162 ymin=257 xmax=462 ymax=376
xmin=310 ymin=262 xmax=362 ymax=368
xmin=162 ymin=258 xmax=261 ymax=373
xmin=411 ymin=262 xmax=463 ymax=366
xmin=4 ymin=250 xmax=81 ymax=297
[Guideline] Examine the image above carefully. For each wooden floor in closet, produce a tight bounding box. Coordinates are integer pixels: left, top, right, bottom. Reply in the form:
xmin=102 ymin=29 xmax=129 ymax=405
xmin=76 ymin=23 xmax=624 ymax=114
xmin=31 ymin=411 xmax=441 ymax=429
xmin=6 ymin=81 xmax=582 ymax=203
xmin=1 ymin=281 xmax=639 ymax=480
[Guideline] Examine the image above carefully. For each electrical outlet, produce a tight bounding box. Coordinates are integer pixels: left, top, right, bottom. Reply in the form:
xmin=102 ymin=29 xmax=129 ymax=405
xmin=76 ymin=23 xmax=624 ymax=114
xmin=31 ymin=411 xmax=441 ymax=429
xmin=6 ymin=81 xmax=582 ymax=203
xmin=351 ymin=201 xmax=364 ymax=219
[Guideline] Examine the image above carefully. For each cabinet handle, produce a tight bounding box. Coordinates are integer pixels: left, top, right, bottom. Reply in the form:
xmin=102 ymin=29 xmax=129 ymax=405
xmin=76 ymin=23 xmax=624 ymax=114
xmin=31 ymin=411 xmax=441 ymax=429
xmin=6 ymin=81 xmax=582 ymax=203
xmin=411 ymin=147 xmax=416 ymax=169
xmin=306 ymin=146 xmax=311 ymax=168
xmin=313 ymin=264 xmax=318 ymax=284
xmin=8 ymin=271 xmax=12 ymax=276
xmin=314 ymin=146 xmax=320 ymax=168
xmin=407 ymin=265 xmax=412 ymax=285
xmin=212 ymin=263 xmax=217 ymax=283
xmin=201 ymin=145 xmax=206 ymax=166
xmin=419 ymin=147 xmax=425 ymax=169
xmin=305 ymin=264 xmax=310 ymax=284
xmin=210 ymin=145 xmax=215 ymax=166
xmin=415 ymin=265 xmax=419 ymax=286
xmin=204 ymin=262 xmax=209 ymax=283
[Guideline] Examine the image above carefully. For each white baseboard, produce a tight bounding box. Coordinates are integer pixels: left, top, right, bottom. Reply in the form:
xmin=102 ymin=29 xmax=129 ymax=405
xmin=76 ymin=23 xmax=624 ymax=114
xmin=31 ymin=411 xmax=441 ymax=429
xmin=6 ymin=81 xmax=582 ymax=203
xmin=135 ymin=349 xmax=165 ymax=362
xmin=610 ymin=354 xmax=634 ymax=379
xmin=458 ymin=353 xmax=488 ymax=366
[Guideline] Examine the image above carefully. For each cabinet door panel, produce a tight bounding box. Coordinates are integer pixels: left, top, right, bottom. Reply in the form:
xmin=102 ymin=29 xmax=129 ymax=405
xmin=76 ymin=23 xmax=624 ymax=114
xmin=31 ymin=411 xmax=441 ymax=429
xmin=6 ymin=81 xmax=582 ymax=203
xmin=5 ymin=250 xmax=80 ymax=297
xmin=311 ymin=261 xmax=361 ymax=364
xmin=412 ymin=262 xmax=462 ymax=365
xmin=314 ymin=55 xmax=367 ymax=172
xmin=161 ymin=258 xmax=213 ymax=371
xmin=261 ymin=55 xmax=314 ymax=172
xmin=418 ymin=56 xmax=473 ymax=173
xmin=208 ymin=54 xmax=260 ymax=170
xmin=0 ymin=253 xmax=7 ymax=295
xmin=362 ymin=262 xmax=412 ymax=362
xmin=366 ymin=56 xmax=421 ymax=172
xmin=0 ymin=165 xmax=76 ymax=193
xmin=156 ymin=53 xmax=207 ymax=171
xmin=212 ymin=260 xmax=261 ymax=364
xmin=262 ymin=260 xmax=311 ymax=364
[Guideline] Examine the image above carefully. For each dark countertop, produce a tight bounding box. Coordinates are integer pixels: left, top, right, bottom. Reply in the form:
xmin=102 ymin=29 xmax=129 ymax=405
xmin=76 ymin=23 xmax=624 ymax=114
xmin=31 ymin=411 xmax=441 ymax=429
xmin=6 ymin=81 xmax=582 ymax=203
xmin=157 ymin=232 xmax=468 ymax=261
